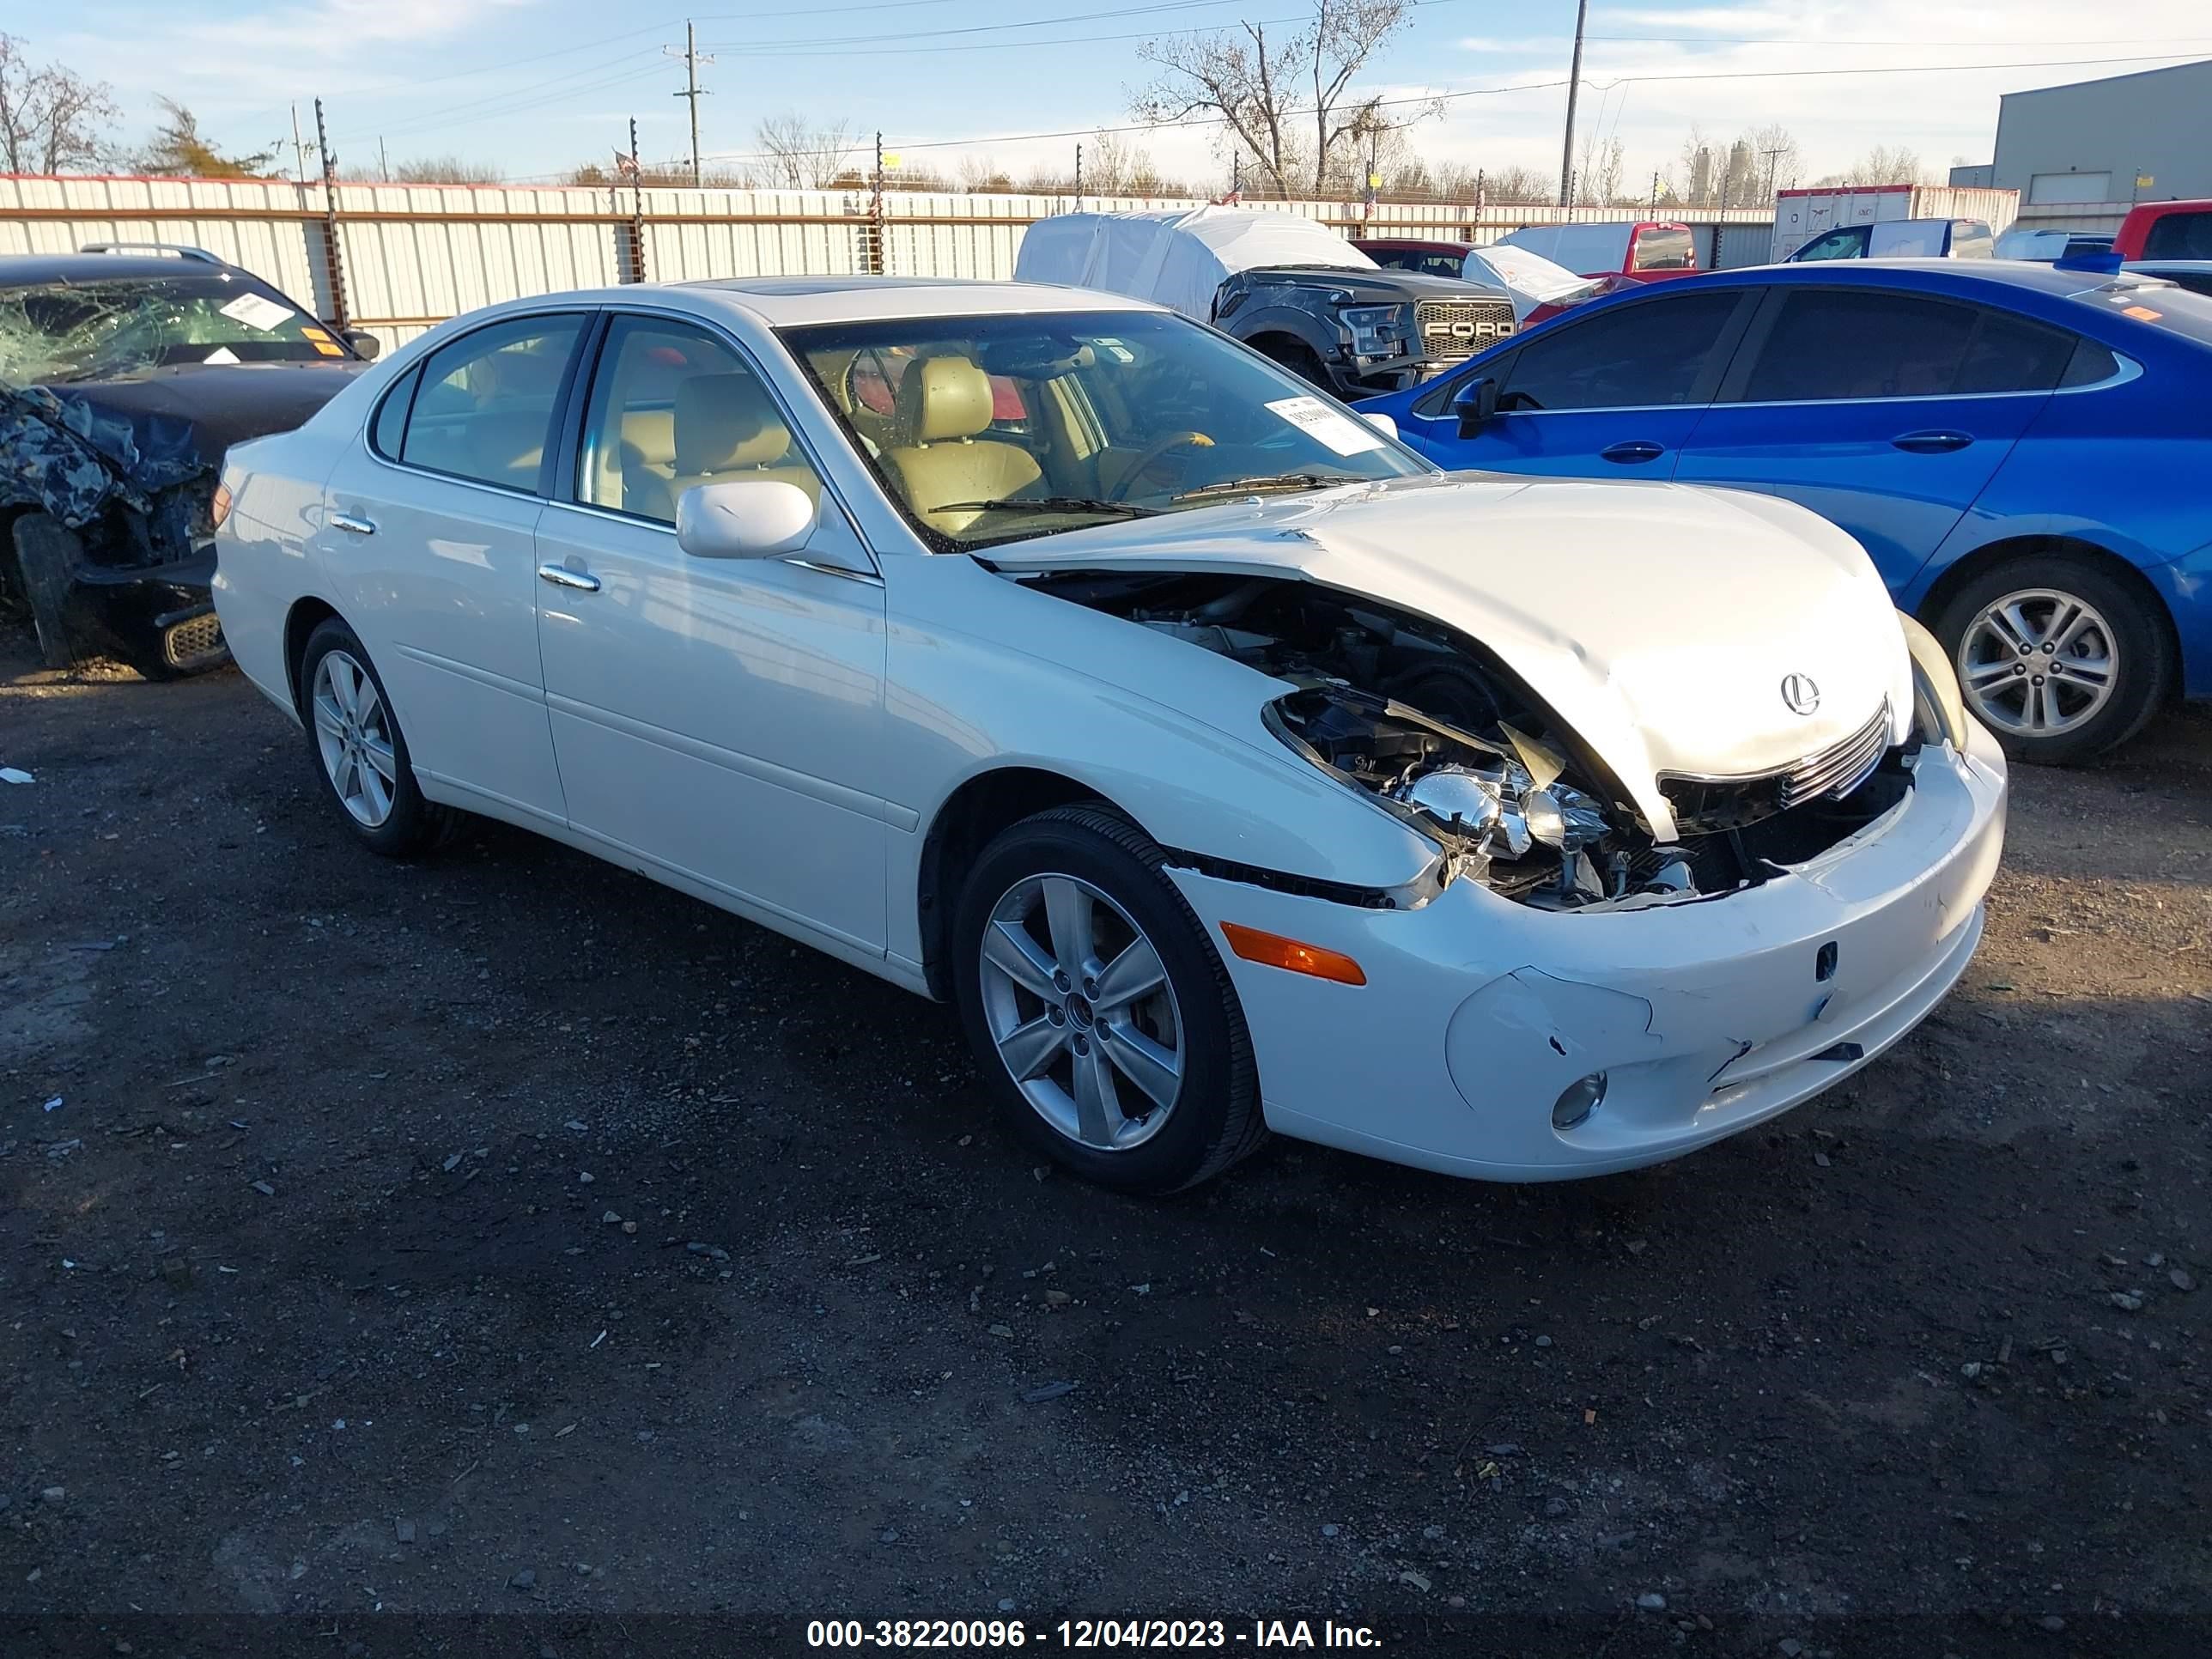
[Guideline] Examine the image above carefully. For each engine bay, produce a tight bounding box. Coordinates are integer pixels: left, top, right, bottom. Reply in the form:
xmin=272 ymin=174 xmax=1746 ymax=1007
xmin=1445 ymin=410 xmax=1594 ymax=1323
xmin=1018 ymin=568 xmax=1919 ymax=910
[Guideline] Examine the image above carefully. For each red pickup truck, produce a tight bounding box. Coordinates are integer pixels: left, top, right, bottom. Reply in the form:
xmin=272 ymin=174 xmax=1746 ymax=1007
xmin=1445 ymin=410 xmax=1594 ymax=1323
xmin=2113 ymin=199 xmax=2212 ymax=260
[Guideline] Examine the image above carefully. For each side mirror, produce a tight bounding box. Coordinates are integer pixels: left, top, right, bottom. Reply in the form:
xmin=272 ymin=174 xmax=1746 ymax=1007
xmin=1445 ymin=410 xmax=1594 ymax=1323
xmin=1453 ymin=375 xmax=1500 ymax=438
xmin=340 ymin=329 xmax=382 ymax=361
xmin=676 ymin=479 xmax=820 ymax=560
xmin=1360 ymin=410 xmax=1398 ymax=441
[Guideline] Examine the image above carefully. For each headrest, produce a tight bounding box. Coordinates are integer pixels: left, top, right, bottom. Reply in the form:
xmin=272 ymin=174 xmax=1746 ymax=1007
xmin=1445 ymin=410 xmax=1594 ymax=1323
xmin=895 ymin=356 xmax=994 ymax=443
xmin=675 ymin=374 xmax=792 ymax=474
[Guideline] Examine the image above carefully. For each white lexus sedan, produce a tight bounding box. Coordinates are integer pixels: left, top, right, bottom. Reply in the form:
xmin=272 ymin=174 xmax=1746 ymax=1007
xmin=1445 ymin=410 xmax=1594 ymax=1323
xmin=211 ymin=277 xmax=2007 ymax=1194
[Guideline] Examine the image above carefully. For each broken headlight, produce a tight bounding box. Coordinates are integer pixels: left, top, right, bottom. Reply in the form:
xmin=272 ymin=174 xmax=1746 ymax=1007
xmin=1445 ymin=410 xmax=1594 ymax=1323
xmin=1394 ymin=760 xmax=1609 ymax=864
xmin=1899 ymin=611 xmax=1966 ymax=748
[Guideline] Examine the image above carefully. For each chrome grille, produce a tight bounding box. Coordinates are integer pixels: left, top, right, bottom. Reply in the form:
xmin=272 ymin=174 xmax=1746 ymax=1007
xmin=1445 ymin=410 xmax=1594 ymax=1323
xmin=1778 ymin=703 xmax=1891 ymax=808
xmin=1658 ymin=702 xmax=1892 ymax=836
xmin=1413 ymin=298 xmax=1516 ymax=357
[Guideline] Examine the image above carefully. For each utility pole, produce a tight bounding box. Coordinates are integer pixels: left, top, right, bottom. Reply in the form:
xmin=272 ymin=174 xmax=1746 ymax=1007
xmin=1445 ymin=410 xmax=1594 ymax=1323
xmin=666 ymin=20 xmax=714 ymax=187
xmin=290 ymin=105 xmax=308 ymax=184
xmin=1073 ymin=142 xmax=1083 ymax=211
xmin=380 ymin=137 xmax=390 ymax=183
xmin=1558 ymin=0 xmax=1589 ymax=208
xmin=313 ymin=98 xmax=349 ymax=329
xmin=1760 ymin=145 xmax=1787 ymax=210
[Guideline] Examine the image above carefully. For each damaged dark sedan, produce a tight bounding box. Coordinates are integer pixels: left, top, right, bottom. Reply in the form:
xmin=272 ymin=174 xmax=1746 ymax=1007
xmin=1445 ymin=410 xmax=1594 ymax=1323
xmin=0 ymin=246 xmax=375 ymax=678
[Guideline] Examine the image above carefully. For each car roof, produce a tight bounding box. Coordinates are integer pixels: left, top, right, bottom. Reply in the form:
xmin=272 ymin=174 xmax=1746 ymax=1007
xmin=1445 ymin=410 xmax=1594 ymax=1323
xmin=1683 ymin=258 xmax=2165 ymax=297
xmin=0 ymin=252 xmax=253 ymax=285
xmin=679 ymin=276 xmax=1167 ymax=326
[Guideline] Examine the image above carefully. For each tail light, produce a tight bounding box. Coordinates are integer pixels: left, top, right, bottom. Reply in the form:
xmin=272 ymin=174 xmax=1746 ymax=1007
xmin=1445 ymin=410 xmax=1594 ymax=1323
xmin=210 ymin=482 xmax=234 ymax=530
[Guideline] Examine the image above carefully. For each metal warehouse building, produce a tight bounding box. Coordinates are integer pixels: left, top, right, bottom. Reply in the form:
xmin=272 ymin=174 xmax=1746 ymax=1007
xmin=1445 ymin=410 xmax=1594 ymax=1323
xmin=1974 ymin=58 xmax=2212 ymax=228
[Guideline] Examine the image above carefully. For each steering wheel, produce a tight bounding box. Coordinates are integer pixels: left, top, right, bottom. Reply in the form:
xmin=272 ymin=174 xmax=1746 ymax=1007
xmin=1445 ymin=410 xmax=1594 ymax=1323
xmin=1108 ymin=429 xmax=1212 ymax=501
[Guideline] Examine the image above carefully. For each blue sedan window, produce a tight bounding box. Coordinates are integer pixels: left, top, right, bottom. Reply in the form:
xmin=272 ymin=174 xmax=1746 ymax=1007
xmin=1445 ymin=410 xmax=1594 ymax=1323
xmin=1741 ymin=291 xmax=2073 ymax=402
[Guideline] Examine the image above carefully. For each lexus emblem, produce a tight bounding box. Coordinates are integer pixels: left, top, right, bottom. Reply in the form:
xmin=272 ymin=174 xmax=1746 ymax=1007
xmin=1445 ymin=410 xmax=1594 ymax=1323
xmin=1780 ymin=674 xmax=1821 ymax=716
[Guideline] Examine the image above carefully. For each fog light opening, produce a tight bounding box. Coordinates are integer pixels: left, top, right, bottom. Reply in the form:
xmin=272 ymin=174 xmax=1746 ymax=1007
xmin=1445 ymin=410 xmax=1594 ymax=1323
xmin=1552 ymin=1072 xmax=1607 ymax=1132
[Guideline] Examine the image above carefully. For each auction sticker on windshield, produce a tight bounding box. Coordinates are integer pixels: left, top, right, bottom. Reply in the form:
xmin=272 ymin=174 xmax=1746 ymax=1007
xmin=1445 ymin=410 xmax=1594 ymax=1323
xmin=218 ymin=292 xmax=297 ymax=332
xmin=1265 ymin=395 xmax=1383 ymax=457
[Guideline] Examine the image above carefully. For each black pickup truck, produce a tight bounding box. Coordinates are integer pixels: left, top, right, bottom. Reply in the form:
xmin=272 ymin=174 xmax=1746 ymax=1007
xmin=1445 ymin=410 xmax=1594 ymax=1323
xmin=1211 ymin=264 xmax=1519 ymax=400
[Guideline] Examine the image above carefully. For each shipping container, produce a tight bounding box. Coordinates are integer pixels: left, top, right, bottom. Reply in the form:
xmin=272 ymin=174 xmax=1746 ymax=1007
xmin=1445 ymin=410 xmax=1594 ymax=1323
xmin=1769 ymin=185 xmax=2020 ymax=263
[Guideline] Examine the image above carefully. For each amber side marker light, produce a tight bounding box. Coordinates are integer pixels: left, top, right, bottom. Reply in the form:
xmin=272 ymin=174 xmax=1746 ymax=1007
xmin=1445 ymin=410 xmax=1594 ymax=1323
xmin=1218 ymin=921 xmax=1368 ymax=986
xmin=210 ymin=483 xmax=233 ymax=530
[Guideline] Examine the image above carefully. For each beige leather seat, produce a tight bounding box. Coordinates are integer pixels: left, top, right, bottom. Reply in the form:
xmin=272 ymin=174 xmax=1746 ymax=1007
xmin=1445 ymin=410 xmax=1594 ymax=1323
xmin=881 ymin=358 xmax=1040 ymax=535
xmin=612 ymin=407 xmax=675 ymax=512
xmin=631 ymin=373 xmax=822 ymax=524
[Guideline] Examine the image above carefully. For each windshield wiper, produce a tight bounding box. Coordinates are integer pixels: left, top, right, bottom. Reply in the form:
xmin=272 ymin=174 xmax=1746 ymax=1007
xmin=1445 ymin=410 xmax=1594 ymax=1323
xmin=937 ymin=495 xmax=1164 ymax=518
xmin=1170 ymin=471 xmax=1356 ymax=503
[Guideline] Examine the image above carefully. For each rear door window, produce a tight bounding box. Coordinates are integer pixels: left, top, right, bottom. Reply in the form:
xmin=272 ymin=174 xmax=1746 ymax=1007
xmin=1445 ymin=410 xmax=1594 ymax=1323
xmin=398 ymin=314 xmax=586 ymax=491
xmin=1734 ymin=290 xmax=2075 ymax=402
xmin=1498 ymin=289 xmax=1748 ymax=410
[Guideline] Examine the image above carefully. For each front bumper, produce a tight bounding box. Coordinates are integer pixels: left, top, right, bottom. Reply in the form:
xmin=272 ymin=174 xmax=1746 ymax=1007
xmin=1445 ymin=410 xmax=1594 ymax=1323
xmin=9 ymin=521 xmax=228 ymax=676
xmin=1166 ymin=725 xmax=2008 ymax=1182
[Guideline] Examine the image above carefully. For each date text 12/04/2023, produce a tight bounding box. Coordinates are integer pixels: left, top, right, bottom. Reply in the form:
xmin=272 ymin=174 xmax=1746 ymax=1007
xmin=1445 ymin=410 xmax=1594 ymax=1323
xmin=805 ymin=1619 xmax=1385 ymax=1648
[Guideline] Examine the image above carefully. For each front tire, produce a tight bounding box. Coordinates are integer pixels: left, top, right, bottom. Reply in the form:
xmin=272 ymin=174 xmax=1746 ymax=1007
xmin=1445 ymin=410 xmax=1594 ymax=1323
xmin=951 ymin=805 xmax=1264 ymax=1194
xmin=1252 ymin=336 xmax=1331 ymax=392
xmin=296 ymin=618 xmax=455 ymax=855
xmin=1934 ymin=554 xmax=2172 ymax=764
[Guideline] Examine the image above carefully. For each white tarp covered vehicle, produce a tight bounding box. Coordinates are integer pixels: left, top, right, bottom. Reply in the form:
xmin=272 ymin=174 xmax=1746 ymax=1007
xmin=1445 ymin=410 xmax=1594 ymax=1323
xmin=1014 ymin=206 xmax=1377 ymax=321
xmin=1456 ymin=244 xmax=1604 ymax=322
xmin=1016 ymin=206 xmax=1521 ymax=402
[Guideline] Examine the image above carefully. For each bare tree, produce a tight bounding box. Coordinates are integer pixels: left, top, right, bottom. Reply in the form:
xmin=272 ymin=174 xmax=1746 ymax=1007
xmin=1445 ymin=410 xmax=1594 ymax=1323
xmin=1830 ymin=143 xmax=1930 ymax=186
xmin=1131 ymin=0 xmax=1429 ymax=198
xmin=752 ymin=112 xmax=860 ymax=190
xmin=1573 ymin=131 xmax=1624 ymax=205
xmin=0 ymin=33 xmax=116 ymax=174
xmin=1746 ymin=123 xmax=1802 ymax=195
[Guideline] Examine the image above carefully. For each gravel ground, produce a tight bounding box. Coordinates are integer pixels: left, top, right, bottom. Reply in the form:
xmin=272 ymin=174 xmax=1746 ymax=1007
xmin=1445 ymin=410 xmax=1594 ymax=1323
xmin=2 ymin=628 xmax=2208 ymax=1657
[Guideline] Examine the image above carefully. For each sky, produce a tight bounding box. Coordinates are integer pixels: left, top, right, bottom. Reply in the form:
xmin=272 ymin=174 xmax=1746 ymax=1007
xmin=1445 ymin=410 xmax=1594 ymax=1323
xmin=9 ymin=0 xmax=2212 ymax=193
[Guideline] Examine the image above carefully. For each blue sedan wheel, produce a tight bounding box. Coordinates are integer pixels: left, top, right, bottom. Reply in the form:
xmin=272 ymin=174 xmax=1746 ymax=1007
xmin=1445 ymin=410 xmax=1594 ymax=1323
xmin=1936 ymin=556 xmax=2174 ymax=764
xmin=1958 ymin=587 xmax=2118 ymax=740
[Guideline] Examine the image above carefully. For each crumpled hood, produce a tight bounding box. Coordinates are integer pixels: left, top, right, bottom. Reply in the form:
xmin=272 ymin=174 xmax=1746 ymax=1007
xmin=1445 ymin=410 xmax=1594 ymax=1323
xmin=987 ymin=475 xmax=1914 ymax=837
xmin=48 ymin=361 xmax=363 ymax=469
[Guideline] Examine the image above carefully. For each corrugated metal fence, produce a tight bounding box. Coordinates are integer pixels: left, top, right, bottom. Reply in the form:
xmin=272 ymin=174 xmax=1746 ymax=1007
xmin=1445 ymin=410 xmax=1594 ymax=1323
xmin=0 ymin=173 xmax=1778 ymax=351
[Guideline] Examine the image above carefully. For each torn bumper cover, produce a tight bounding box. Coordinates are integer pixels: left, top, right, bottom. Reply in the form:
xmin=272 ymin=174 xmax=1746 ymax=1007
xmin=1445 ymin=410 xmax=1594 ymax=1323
xmin=0 ymin=385 xmax=226 ymax=674
xmin=1162 ymin=722 xmax=2008 ymax=1181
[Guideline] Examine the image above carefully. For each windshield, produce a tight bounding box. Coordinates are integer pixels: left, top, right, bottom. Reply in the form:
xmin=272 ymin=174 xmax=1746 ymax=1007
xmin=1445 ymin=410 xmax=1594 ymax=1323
xmin=0 ymin=272 xmax=341 ymax=385
xmin=780 ymin=310 xmax=1428 ymax=550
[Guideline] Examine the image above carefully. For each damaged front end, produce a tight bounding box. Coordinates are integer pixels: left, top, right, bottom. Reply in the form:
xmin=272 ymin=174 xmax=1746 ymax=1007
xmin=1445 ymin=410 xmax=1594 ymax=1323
xmin=0 ymin=384 xmax=225 ymax=678
xmin=1024 ymin=568 xmax=1921 ymax=911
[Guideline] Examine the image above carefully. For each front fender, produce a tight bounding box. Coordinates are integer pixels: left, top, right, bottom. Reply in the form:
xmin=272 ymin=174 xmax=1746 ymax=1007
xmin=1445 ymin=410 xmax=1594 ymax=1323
xmin=878 ymin=554 xmax=1437 ymax=964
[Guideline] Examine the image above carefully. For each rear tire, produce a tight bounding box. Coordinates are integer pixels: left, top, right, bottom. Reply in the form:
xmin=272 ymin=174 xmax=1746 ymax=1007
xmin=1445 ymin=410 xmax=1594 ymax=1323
xmin=296 ymin=618 xmax=457 ymax=856
xmin=1933 ymin=554 xmax=2172 ymax=764
xmin=951 ymin=805 xmax=1265 ymax=1194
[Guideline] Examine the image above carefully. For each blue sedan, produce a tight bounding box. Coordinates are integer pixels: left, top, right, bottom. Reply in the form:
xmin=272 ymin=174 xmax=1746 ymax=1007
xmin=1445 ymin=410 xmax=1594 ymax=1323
xmin=1359 ymin=260 xmax=2212 ymax=763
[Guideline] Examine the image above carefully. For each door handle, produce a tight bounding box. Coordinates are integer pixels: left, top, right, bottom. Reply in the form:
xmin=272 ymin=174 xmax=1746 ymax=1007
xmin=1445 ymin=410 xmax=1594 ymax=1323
xmin=1599 ymin=441 xmax=1666 ymax=465
xmin=1892 ymin=430 xmax=1973 ymax=453
xmin=329 ymin=511 xmax=377 ymax=536
xmin=537 ymin=562 xmax=601 ymax=593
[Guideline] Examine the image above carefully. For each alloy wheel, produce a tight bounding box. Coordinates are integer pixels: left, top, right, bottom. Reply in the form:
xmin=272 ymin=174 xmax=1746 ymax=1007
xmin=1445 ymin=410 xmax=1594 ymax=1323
xmin=1956 ymin=586 xmax=2118 ymax=739
xmin=311 ymin=649 xmax=399 ymax=827
xmin=976 ymin=873 xmax=1185 ymax=1153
